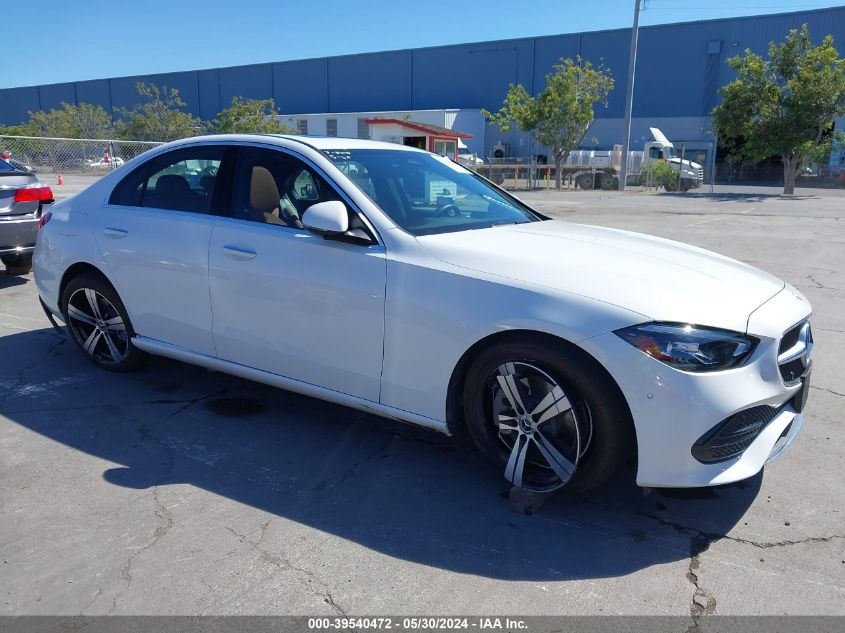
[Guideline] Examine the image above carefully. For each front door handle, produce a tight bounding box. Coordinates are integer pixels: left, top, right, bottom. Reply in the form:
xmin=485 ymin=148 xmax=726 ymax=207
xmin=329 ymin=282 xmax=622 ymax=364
xmin=222 ymin=245 xmax=257 ymax=260
xmin=103 ymin=227 xmax=128 ymax=238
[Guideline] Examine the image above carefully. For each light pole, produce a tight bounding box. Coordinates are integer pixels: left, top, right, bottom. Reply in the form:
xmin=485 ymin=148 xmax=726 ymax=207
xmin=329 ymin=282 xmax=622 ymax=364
xmin=618 ymin=0 xmax=642 ymax=191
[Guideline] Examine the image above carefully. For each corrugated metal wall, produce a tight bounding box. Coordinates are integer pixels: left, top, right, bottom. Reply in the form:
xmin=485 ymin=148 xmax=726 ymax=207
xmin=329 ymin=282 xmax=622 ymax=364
xmin=1 ymin=7 xmax=843 ymax=136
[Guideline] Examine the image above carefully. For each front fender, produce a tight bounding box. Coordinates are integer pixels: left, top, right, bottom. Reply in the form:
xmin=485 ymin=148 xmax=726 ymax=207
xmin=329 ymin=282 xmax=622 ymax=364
xmin=379 ymin=255 xmax=646 ymax=422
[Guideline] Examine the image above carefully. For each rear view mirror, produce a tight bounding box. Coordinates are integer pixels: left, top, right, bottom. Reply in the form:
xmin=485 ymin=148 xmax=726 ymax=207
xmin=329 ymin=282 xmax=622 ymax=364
xmin=302 ymin=201 xmax=349 ymax=236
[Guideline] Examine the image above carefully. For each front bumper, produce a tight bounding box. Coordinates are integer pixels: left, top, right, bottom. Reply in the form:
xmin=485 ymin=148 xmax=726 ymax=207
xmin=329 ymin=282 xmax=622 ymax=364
xmin=0 ymin=213 xmax=39 ymax=254
xmin=582 ymin=286 xmax=812 ymax=488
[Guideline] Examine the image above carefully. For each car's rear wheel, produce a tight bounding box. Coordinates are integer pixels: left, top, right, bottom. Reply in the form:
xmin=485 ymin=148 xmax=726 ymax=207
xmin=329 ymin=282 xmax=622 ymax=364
xmin=463 ymin=339 xmax=633 ymax=493
xmin=61 ymin=272 xmax=143 ymax=371
xmin=2 ymin=252 xmax=33 ymax=273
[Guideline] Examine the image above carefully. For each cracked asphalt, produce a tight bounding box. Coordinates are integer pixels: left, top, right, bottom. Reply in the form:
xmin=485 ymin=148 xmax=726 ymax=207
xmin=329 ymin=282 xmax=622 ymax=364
xmin=0 ymin=185 xmax=843 ymax=618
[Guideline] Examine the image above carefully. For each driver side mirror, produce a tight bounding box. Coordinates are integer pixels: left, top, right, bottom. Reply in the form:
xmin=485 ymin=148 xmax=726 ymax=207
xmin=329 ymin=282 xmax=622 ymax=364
xmin=302 ymin=200 xmax=349 ymax=236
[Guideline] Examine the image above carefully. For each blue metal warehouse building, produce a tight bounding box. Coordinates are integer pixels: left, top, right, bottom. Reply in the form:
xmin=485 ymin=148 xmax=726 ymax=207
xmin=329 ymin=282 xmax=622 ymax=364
xmin=1 ymin=6 xmax=843 ymax=166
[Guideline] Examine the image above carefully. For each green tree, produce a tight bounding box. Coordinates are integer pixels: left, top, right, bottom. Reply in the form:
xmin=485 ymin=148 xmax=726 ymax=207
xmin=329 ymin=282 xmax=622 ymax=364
xmin=116 ymin=82 xmax=201 ymax=142
xmin=209 ymin=97 xmax=292 ymax=134
xmin=641 ymin=162 xmax=679 ymax=190
xmin=26 ymin=102 xmax=113 ymax=139
xmin=0 ymin=122 xmax=39 ymax=136
xmin=483 ymin=56 xmax=614 ymax=189
xmin=713 ymin=24 xmax=845 ymax=195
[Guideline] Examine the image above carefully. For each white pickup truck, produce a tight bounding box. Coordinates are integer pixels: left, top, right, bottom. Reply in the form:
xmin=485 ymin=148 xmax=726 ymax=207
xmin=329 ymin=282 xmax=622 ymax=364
xmin=0 ymin=159 xmax=53 ymax=272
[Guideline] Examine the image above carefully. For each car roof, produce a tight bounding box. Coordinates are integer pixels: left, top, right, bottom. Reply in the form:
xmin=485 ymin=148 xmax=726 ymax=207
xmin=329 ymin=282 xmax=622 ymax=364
xmin=169 ymin=133 xmax=429 ymax=153
xmin=266 ymin=134 xmax=430 ymax=153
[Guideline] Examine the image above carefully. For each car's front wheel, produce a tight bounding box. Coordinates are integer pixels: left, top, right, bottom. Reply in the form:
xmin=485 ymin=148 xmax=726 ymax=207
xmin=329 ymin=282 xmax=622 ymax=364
xmin=61 ymin=272 xmax=143 ymax=371
xmin=463 ymin=338 xmax=633 ymax=493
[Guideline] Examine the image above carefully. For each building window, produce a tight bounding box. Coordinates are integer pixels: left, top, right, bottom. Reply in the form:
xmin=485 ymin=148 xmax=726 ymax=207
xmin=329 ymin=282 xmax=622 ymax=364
xmin=297 ymin=119 xmax=308 ymax=135
xmin=433 ymin=139 xmax=457 ymax=157
xmin=326 ymin=118 xmax=338 ymax=137
xmin=357 ymin=118 xmax=369 ymax=139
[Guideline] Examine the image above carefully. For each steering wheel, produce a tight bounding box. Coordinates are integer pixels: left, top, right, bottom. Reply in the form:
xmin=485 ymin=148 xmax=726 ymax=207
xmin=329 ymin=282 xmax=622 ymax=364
xmin=433 ymin=203 xmax=461 ymax=218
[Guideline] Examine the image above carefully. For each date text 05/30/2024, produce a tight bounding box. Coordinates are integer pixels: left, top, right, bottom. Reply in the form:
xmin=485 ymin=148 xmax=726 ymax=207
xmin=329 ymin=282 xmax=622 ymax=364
xmin=307 ymin=617 xmax=528 ymax=630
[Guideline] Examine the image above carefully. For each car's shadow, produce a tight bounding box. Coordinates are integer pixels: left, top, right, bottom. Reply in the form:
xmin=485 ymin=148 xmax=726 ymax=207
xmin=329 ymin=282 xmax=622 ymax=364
xmin=660 ymin=192 xmax=818 ymax=203
xmin=0 ymin=272 xmax=29 ymax=289
xmin=0 ymin=327 xmax=761 ymax=581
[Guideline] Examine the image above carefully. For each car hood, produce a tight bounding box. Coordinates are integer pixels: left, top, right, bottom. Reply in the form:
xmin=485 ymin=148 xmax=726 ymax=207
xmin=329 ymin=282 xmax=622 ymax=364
xmin=417 ymin=220 xmax=784 ymax=333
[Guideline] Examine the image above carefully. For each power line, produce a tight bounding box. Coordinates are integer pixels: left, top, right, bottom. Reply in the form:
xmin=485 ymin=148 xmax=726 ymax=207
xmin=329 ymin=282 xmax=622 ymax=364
xmin=645 ymin=6 xmax=842 ymax=9
xmin=646 ymin=0 xmax=841 ymax=4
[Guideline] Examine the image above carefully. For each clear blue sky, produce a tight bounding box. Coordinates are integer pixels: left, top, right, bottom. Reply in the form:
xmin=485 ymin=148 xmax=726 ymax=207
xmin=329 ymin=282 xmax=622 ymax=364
xmin=1 ymin=0 xmax=843 ymax=89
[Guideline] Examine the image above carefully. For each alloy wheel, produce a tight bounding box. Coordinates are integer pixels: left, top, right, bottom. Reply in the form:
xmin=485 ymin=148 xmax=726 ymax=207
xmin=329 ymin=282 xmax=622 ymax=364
xmin=66 ymin=288 xmax=130 ymax=365
xmin=489 ymin=361 xmax=593 ymax=492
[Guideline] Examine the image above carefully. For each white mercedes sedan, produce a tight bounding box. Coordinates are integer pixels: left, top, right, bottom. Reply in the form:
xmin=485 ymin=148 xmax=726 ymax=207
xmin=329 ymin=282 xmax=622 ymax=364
xmin=33 ymin=135 xmax=813 ymax=493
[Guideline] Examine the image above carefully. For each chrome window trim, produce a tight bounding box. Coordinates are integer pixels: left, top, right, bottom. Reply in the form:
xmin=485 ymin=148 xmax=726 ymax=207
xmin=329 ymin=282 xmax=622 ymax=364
xmin=102 ymin=139 xmax=383 ymax=247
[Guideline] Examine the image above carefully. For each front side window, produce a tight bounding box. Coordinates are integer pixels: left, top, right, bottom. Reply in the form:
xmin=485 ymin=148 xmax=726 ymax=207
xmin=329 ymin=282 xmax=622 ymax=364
xmin=323 ymin=149 xmax=541 ymax=236
xmin=109 ymin=146 xmax=223 ymax=213
xmin=231 ymin=148 xmax=340 ymax=229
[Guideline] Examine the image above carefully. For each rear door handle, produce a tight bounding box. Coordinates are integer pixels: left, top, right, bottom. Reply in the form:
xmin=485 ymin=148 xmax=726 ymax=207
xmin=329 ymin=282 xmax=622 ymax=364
xmin=222 ymin=245 xmax=257 ymax=260
xmin=103 ymin=227 xmax=128 ymax=238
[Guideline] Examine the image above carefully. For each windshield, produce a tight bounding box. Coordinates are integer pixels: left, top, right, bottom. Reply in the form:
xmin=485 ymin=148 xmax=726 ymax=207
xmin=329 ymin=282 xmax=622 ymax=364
xmin=322 ymin=149 xmax=541 ymax=236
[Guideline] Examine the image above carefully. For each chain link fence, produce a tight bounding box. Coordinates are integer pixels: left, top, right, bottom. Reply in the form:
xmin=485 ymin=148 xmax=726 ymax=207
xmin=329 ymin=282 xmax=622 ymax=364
xmin=0 ymin=135 xmax=162 ymax=176
xmin=4 ymin=134 xmax=842 ymax=190
xmin=467 ymin=157 xmax=622 ymax=191
xmin=469 ymin=156 xmax=845 ymax=191
xmin=715 ymin=160 xmax=845 ymax=188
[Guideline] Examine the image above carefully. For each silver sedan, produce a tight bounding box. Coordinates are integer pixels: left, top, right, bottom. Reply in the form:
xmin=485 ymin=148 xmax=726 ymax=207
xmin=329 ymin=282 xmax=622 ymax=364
xmin=0 ymin=158 xmax=53 ymax=270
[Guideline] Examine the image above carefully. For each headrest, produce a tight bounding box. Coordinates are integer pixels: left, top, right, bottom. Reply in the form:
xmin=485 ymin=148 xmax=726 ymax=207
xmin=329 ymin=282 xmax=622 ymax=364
xmin=250 ymin=166 xmax=280 ymax=212
xmin=155 ymin=174 xmax=190 ymax=197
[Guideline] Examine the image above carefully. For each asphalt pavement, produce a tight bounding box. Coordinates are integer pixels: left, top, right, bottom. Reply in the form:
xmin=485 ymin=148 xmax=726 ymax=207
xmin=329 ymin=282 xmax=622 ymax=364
xmin=0 ymin=186 xmax=842 ymax=618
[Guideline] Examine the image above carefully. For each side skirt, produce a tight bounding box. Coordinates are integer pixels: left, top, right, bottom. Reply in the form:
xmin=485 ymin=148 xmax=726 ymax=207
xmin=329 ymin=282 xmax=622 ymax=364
xmin=131 ymin=336 xmax=451 ymax=435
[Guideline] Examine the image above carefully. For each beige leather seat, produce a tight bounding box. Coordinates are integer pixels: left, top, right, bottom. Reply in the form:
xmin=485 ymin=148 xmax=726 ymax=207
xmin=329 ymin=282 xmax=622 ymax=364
xmin=248 ymin=166 xmax=286 ymax=226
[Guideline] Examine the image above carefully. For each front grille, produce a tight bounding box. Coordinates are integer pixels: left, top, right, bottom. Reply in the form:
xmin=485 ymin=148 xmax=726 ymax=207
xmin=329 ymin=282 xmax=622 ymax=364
xmin=777 ymin=320 xmax=812 ymax=385
xmin=692 ymin=404 xmax=782 ymax=463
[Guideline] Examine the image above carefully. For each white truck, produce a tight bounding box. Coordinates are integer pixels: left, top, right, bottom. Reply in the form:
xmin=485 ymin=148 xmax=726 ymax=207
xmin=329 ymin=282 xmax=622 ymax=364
xmin=568 ymin=128 xmax=704 ymax=191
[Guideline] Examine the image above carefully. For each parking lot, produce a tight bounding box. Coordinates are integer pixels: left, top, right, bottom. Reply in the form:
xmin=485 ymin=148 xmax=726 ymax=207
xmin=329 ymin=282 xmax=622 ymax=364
xmin=1 ymin=186 xmax=843 ymax=619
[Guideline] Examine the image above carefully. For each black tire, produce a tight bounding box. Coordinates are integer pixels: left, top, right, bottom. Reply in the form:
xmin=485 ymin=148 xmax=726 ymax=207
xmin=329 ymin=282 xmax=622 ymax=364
xmin=463 ymin=338 xmax=634 ymax=494
xmin=61 ymin=272 xmax=143 ymax=372
xmin=2 ymin=252 xmax=33 ymax=269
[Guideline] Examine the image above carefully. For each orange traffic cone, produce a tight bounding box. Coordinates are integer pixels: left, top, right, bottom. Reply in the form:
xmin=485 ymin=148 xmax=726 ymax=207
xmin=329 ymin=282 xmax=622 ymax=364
xmin=57 ymin=173 xmax=63 ymax=186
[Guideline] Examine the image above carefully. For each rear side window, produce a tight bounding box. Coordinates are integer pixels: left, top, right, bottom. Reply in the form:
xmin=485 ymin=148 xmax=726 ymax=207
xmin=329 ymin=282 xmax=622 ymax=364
xmin=109 ymin=165 xmax=147 ymax=206
xmin=109 ymin=146 xmax=225 ymax=213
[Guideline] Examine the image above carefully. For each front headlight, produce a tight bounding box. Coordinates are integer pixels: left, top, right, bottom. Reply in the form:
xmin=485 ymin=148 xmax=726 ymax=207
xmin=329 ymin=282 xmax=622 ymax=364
xmin=614 ymin=322 xmax=758 ymax=372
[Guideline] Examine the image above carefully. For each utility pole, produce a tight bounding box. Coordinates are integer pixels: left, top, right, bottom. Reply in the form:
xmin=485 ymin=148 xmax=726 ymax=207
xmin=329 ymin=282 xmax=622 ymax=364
xmin=618 ymin=0 xmax=642 ymax=191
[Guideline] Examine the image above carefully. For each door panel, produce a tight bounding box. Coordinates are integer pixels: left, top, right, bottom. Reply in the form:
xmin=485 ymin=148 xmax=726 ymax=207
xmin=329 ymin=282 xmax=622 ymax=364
xmin=92 ymin=207 xmax=216 ymax=355
xmin=92 ymin=145 xmax=225 ymax=356
xmin=209 ymin=219 xmax=386 ymax=401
